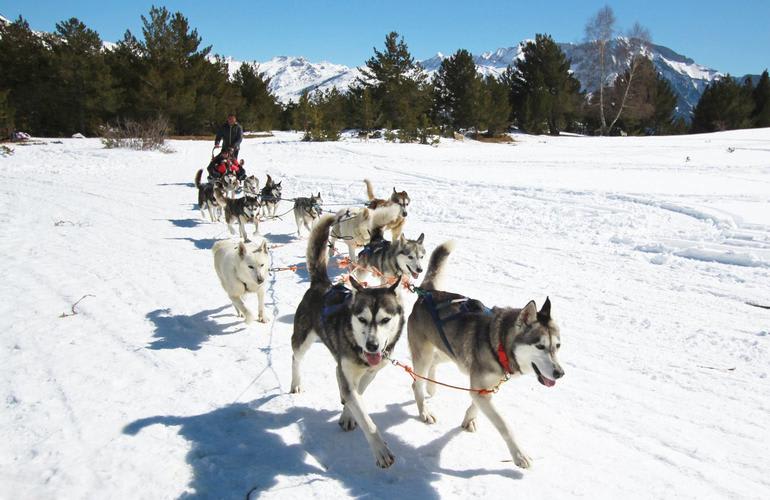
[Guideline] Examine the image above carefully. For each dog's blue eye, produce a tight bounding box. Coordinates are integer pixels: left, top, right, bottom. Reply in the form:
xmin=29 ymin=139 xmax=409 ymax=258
xmin=536 ymin=344 xmax=545 ymax=350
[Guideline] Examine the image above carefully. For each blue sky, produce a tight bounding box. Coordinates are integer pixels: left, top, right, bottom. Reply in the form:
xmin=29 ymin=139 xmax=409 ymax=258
xmin=2 ymin=1 xmax=768 ymax=75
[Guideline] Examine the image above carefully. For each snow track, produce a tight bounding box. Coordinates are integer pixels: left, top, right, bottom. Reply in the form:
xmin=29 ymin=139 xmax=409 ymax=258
xmin=1 ymin=130 xmax=768 ymax=499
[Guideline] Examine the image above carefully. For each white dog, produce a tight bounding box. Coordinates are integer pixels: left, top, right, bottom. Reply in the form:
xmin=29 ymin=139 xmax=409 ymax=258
xmin=212 ymin=238 xmax=270 ymax=323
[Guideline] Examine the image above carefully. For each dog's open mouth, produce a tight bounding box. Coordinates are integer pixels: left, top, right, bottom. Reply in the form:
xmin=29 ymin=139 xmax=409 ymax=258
xmin=406 ymin=265 xmax=419 ymax=279
xmin=364 ymin=351 xmax=383 ymax=366
xmin=532 ymin=363 xmax=556 ymax=387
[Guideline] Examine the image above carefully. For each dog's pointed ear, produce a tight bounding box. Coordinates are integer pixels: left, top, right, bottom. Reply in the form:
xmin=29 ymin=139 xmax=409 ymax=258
xmin=317 ymin=191 xmax=321 ymax=198
xmin=388 ymin=275 xmax=402 ymax=292
xmin=393 ymin=187 xmax=397 ymax=193
xmin=349 ymin=276 xmax=366 ymax=292
xmin=399 ymin=234 xmax=406 ymax=243
xmin=277 ymin=181 xmax=282 ymax=186
xmin=257 ymin=239 xmax=268 ymax=253
xmin=362 ymin=208 xmax=370 ymax=220
xmin=417 ymin=232 xmax=424 ymax=244
xmin=517 ymin=300 xmax=538 ymax=327
xmin=266 ymin=174 xmax=272 ymax=184
xmin=238 ymin=241 xmax=247 ymax=258
xmin=538 ymin=296 xmax=551 ymax=320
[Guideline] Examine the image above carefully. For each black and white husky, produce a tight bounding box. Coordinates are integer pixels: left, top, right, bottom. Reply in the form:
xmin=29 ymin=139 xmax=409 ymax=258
xmin=290 ymin=214 xmax=404 ymax=469
xmin=214 ymin=187 xmax=261 ymax=242
xmin=292 ymin=192 xmax=323 ymax=237
xmin=260 ymin=174 xmax=282 ymax=218
xmin=194 ymin=169 xmax=221 ymax=222
xmin=407 ymin=241 xmax=564 ymax=469
xmin=355 ymin=233 xmax=425 ymax=284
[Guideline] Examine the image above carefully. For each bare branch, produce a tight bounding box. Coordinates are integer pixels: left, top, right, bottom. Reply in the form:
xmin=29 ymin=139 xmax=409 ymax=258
xmin=59 ymin=294 xmax=95 ymax=318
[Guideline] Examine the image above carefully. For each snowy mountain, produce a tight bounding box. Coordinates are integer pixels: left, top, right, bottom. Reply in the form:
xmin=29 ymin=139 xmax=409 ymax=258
xmin=235 ymin=40 xmax=724 ymax=118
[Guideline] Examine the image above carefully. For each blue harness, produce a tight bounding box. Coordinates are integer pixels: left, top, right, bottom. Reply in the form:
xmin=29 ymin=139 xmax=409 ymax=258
xmin=358 ymin=239 xmax=390 ymax=261
xmin=414 ymin=288 xmax=493 ymax=358
xmin=321 ymin=284 xmax=353 ymax=326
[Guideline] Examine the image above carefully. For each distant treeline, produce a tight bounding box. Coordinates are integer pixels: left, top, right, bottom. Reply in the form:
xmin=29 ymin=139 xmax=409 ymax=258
xmin=0 ymin=6 xmax=768 ymax=140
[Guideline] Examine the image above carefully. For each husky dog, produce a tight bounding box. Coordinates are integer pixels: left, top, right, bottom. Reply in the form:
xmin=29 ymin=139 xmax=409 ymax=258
xmin=260 ymin=174 xmax=283 ymax=218
xmin=219 ymin=172 xmax=240 ymax=199
xmin=214 ymin=187 xmax=261 ymax=242
xmin=356 ymin=233 xmax=426 ymax=284
xmin=194 ymin=169 xmax=221 ymax=221
xmin=364 ymin=179 xmax=410 ymax=240
xmin=407 ymin=241 xmax=564 ymax=469
xmin=290 ymin=214 xmax=404 ymax=468
xmin=212 ymin=238 xmax=270 ymax=323
xmin=242 ymin=175 xmax=259 ymax=197
xmin=329 ymin=204 xmax=402 ymax=262
xmin=293 ymin=192 xmax=323 ymax=237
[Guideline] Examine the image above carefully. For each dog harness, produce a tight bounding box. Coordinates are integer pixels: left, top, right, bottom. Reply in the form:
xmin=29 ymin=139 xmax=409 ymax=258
xmin=357 ymin=238 xmax=391 ymax=261
xmin=412 ymin=288 xmax=493 ymax=359
xmin=321 ymin=284 xmax=353 ymax=326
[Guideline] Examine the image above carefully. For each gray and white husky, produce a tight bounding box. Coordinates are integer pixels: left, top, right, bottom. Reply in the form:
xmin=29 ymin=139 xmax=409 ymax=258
xmin=293 ymin=192 xmax=323 ymax=237
xmin=407 ymin=241 xmax=564 ymax=469
xmin=329 ymin=204 xmax=402 ymax=262
xmin=220 ymin=172 xmax=240 ymax=199
xmin=242 ymin=174 xmax=259 ymax=197
xmin=290 ymin=214 xmax=404 ymax=469
xmin=355 ymin=233 xmax=425 ymax=284
xmin=214 ymin=187 xmax=261 ymax=242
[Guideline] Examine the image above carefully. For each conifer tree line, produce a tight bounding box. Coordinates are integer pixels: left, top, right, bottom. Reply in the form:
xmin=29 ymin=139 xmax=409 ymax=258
xmin=1 ymin=7 xmax=768 ymax=139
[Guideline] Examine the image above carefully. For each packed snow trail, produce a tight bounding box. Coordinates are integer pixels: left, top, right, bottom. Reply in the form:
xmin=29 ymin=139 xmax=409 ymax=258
xmin=0 ymin=130 xmax=768 ymax=499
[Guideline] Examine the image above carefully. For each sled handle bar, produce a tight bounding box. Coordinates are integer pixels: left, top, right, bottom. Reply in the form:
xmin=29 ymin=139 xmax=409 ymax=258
xmin=211 ymin=145 xmax=222 ymax=159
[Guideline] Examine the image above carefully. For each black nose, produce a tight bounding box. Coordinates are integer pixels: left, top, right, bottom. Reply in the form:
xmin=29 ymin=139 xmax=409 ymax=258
xmin=365 ymin=340 xmax=379 ymax=353
xmin=402 ymin=211 xmax=408 ymax=217
xmin=553 ymin=367 xmax=564 ymax=379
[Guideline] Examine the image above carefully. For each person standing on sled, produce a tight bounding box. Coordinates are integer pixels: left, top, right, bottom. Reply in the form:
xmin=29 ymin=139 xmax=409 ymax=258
xmin=215 ymin=113 xmax=243 ymax=159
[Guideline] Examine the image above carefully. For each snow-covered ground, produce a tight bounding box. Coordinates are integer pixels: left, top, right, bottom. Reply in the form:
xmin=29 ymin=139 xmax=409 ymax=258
xmin=1 ymin=129 xmax=768 ymax=499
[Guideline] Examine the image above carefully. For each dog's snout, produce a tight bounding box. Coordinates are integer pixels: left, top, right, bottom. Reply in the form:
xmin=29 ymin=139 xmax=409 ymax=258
xmin=365 ymin=340 xmax=379 ymax=353
xmin=553 ymin=367 xmax=565 ymax=379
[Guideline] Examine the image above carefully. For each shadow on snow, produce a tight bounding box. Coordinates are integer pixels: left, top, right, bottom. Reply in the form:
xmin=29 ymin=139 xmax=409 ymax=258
xmin=124 ymin=395 xmax=521 ymax=499
xmin=145 ymin=305 xmax=244 ymax=350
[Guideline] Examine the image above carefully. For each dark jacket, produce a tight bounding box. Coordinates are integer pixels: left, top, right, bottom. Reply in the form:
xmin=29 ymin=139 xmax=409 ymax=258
xmin=215 ymin=122 xmax=243 ymax=151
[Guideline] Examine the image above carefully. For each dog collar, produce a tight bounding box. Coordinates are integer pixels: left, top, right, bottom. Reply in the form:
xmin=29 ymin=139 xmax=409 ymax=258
xmin=496 ymin=342 xmax=514 ymax=375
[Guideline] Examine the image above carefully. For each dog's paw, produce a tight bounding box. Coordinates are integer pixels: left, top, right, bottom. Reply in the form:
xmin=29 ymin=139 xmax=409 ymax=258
xmin=257 ymin=312 xmax=271 ymax=323
xmin=461 ymin=417 xmax=477 ymax=432
xmin=338 ymin=413 xmax=357 ymax=431
xmin=289 ymin=384 xmax=301 ymax=394
xmin=373 ymin=443 xmax=395 ymax=469
xmin=420 ymin=409 xmax=437 ymax=424
xmin=513 ymin=450 xmax=532 ymax=469
xmin=243 ymin=314 xmax=255 ymax=324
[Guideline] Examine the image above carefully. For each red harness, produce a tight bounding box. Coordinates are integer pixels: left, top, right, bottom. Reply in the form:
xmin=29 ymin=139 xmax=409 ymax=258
xmin=497 ymin=342 xmax=514 ymax=375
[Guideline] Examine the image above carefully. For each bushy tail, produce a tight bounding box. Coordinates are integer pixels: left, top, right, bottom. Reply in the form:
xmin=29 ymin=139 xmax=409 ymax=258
xmin=194 ymin=169 xmax=203 ymax=188
xmin=368 ymin=203 xmax=400 ymax=233
xmin=213 ymin=185 xmax=227 ymax=206
xmin=364 ymin=178 xmax=376 ymax=201
xmin=307 ymin=214 xmax=336 ymax=286
xmin=420 ymin=241 xmax=455 ymax=291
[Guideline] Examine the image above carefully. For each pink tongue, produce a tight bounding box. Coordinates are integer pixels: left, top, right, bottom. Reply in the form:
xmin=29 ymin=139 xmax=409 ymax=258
xmin=411 ymin=272 xmax=419 ymax=279
xmin=365 ymin=352 xmax=382 ymax=366
xmin=542 ymin=377 xmax=556 ymax=388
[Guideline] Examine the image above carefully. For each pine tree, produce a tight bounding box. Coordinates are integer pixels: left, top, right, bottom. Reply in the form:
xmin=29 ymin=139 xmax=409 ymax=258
xmin=0 ymin=89 xmax=13 ymax=136
xmin=691 ymin=76 xmax=754 ymax=132
xmin=752 ymin=70 xmax=770 ymax=127
xmin=49 ymin=18 xmax=117 ymax=135
xmin=358 ymin=32 xmax=429 ymax=133
xmin=233 ymin=62 xmax=280 ymax=131
xmin=0 ymin=17 xmax=54 ymax=134
xmin=480 ymin=75 xmax=511 ymax=136
xmin=432 ymin=49 xmax=484 ymax=132
xmin=607 ymin=57 xmax=677 ymax=134
xmin=505 ymin=34 xmax=582 ymax=135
